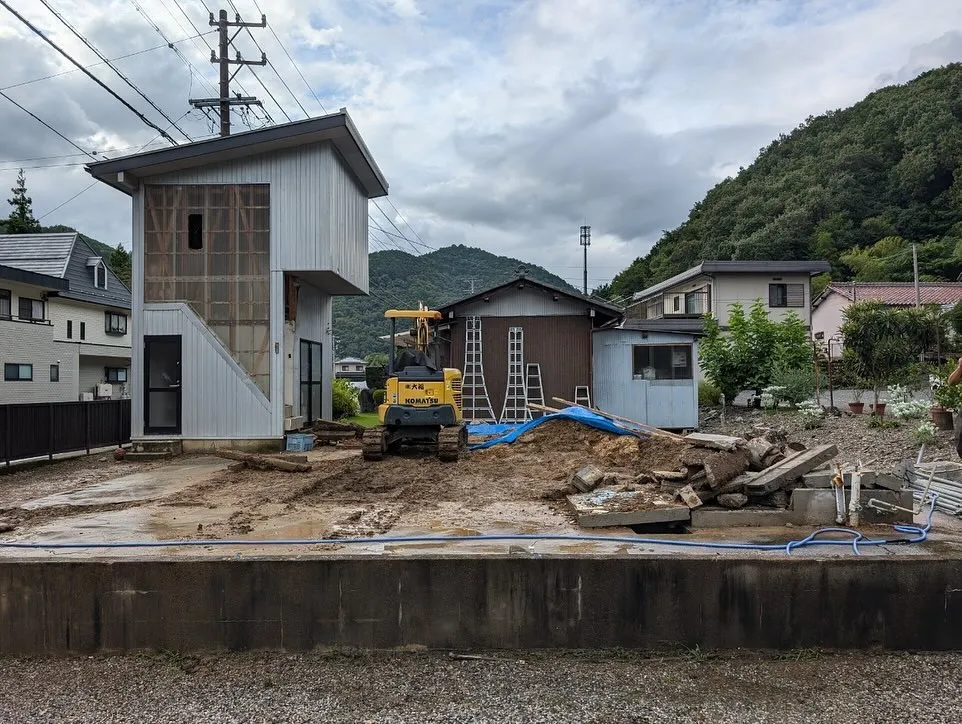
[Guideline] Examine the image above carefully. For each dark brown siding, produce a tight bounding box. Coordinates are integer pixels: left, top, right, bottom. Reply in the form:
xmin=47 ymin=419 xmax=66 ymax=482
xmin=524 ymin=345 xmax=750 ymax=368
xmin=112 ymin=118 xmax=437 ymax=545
xmin=447 ymin=315 xmax=593 ymax=416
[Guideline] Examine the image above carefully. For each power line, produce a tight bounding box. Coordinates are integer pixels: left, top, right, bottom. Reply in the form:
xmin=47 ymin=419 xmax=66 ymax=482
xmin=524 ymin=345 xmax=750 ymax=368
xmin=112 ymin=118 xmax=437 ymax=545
xmin=0 ymin=90 xmax=99 ymax=160
xmin=0 ymin=0 xmax=180 ymax=144
xmin=37 ymin=0 xmax=193 ymax=143
xmin=0 ymin=33 xmax=212 ymax=92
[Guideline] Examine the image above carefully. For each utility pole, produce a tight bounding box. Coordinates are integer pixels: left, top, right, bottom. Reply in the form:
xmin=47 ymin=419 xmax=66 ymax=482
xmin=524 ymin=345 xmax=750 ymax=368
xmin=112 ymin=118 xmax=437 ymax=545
xmin=189 ymin=9 xmax=267 ymax=136
xmin=464 ymin=278 xmax=478 ymax=295
xmin=579 ymin=225 xmax=591 ymax=295
xmin=913 ymin=243 xmax=921 ymax=308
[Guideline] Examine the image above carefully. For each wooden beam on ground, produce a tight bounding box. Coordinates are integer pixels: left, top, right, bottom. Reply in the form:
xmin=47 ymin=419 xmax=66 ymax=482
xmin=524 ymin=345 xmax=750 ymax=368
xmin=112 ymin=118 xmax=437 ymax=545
xmin=213 ymin=449 xmax=311 ymax=473
xmin=744 ymin=444 xmax=839 ymax=495
xmin=551 ymin=397 xmax=687 ymax=441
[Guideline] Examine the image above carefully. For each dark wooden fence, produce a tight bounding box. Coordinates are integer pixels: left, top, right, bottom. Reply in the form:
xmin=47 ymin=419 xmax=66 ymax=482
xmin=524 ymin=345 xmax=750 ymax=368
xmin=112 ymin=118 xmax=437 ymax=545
xmin=0 ymin=399 xmax=131 ymax=466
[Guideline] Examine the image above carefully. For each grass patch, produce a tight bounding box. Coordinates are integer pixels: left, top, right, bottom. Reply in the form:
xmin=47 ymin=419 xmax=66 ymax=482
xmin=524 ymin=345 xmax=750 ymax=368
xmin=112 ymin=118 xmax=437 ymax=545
xmin=342 ymin=412 xmax=380 ymax=428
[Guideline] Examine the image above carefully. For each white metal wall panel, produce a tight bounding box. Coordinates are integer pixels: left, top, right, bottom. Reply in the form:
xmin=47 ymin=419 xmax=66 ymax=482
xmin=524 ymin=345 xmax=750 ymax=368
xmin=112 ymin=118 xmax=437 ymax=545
xmin=140 ymin=141 xmax=367 ymax=292
xmin=142 ymin=304 xmax=273 ymax=439
xmin=592 ymin=329 xmax=698 ymax=430
xmin=131 ymin=187 xmax=145 ymax=436
xmin=456 ymin=286 xmax=588 ymax=318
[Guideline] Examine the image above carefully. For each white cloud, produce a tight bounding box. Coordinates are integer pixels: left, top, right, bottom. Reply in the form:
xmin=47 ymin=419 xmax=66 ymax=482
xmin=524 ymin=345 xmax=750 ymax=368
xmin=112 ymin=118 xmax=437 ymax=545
xmin=0 ymin=0 xmax=960 ymax=290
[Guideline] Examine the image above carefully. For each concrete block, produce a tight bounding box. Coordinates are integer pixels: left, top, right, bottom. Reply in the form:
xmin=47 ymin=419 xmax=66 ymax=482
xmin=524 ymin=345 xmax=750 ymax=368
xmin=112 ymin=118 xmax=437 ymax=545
xmin=568 ymin=490 xmax=690 ymax=528
xmin=874 ymin=473 xmax=906 ymax=492
xmin=746 ymin=445 xmax=839 ymax=495
xmin=747 ymin=437 xmax=775 ymax=471
xmin=572 ymin=465 xmax=604 ymax=493
xmin=691 ymin=507 xmax=794 ymax=528
xmin=717 ymin=493 xmax=748 ymax=509
xmin=676 ymin=485 xmax=703 ymax=508
xmin=685 ymin=433 xmax=742 ymax=452
xmin=789 ymin=488 xmax=914 ymax=525
xmin=803 ymin=470 xmax=879 ymax=489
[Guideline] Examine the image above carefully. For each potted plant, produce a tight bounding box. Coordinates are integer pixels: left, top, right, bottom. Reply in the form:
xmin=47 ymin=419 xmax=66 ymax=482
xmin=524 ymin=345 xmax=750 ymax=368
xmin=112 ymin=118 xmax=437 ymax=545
xmin=931 ymin=369 xmax=960 ymax=431
xmin=849 ymin=386 xmax=865 ymax=415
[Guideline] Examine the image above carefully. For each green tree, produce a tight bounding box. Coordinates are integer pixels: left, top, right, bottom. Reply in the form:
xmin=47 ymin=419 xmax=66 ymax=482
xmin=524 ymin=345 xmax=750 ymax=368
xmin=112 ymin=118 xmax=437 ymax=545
xmin=364 ymin=352 xmax=389 ymax=367
xmin=331 ymin=378 xmax=359 ymax=419
xmin=698 ymin=299 xmax=811 ymax=403
xmin=108 ymin=243 xmax=132 ymax=287
xmin=6 ymin=169 xmax=40 ymax=234
xmin=840 ymin=301 xmax=930 ymax=407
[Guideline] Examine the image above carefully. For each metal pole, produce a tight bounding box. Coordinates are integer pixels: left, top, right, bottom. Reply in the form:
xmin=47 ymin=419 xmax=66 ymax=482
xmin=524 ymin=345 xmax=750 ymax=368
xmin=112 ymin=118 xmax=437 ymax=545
xmin=827 ymin=339 xmax=835 ymax=411
xmin=579 ymin=225 xmax=590 ymax=295
xmin=913 ymin=243 xmax=921 ymax=308
xmin=217 ymin=9 xmax=230 ymax=137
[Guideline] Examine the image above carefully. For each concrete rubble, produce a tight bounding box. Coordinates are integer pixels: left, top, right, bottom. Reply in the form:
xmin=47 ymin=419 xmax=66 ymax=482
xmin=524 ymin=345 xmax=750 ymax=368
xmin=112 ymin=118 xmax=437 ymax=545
xmin=565 ymin=422 xmax=915 ymax=529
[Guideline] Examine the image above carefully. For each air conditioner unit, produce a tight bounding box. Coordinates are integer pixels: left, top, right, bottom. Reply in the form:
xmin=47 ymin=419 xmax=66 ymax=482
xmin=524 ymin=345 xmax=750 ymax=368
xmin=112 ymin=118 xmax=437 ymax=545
xmin=96 ymin=383 xmax=113 ymax=399
xmin=79 ymin=392 xmax=94 ymax=402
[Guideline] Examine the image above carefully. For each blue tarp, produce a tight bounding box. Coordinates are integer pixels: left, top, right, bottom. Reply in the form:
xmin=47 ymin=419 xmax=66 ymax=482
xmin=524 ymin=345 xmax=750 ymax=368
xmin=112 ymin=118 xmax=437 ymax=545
xmin=469 ymin=406 xmax=644 ymax=450
xmin=466 ymin=422 xmax=517 ymax=436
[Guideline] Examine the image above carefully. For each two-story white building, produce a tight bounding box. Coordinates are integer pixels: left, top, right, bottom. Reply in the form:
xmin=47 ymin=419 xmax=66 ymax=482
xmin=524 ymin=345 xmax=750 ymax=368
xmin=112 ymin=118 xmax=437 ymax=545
xmin=627 ymin=261 xmax=831 ymax=329
xmin=0 ymin=233 xmax=131 ymax=405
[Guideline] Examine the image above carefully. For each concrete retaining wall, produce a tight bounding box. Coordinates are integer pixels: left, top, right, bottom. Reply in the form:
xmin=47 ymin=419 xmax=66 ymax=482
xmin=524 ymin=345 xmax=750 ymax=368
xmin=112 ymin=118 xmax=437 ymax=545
xmin=1 ymin=556 xmax=961 ymax=654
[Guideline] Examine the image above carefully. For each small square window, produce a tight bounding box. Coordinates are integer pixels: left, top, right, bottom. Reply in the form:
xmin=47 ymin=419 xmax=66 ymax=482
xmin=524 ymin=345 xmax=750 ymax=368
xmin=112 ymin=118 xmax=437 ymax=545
xmin=105 ymin=367 xmax=127 ymax=383
xmin=188 ymin=214 xmax=204 ymax=250
xmin=105 ymin=311 xmax=127 ymax=335
xmin=4 ymin=363 xmax=33 ymax=381
xmin=50 ymin=364 xmax=60 ymax=382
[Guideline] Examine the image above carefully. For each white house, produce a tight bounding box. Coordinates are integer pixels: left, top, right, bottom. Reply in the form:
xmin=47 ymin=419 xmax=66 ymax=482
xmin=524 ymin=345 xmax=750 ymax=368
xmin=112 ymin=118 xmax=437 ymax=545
xmin=334 ymin=356 xmax=367 ymax=382
xmin=0 ymin=232 xmax=131 ymax=404
xmin=85 ymin=110 xmax=388 ymax=449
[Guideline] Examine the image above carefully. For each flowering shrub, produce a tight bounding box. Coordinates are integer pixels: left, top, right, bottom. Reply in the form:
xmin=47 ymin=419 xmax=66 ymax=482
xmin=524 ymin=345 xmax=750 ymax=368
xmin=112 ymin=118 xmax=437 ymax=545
xmin=886 ymin=384 xmax=912 ymax=405
xmin=760 ymin=385 xmax=787 ymax=410
xmin=797 ymin=399 xmax=824 ymax=429
xmin=889 ymin=399 xmax=931 ymax=420
xmin=913 ymin=421 xmax=938 ymax=445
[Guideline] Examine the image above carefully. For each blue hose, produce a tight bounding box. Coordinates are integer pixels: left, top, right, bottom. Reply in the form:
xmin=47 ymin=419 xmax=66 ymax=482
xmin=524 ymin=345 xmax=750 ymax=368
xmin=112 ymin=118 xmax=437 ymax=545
xmin=0 ymin=493 xmax=936 ymax=557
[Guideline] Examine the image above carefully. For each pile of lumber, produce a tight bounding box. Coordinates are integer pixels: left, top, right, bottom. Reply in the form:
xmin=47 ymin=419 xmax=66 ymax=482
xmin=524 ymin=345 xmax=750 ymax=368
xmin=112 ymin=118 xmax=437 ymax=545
xmin=313 ymin=419 xmax=365 ymax=443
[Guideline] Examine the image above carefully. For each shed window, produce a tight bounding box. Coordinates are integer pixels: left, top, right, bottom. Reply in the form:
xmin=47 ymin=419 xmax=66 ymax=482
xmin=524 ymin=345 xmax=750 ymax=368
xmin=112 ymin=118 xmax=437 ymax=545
xmin=0 ymin=289 xmax=10 ymax=318
xmin=4 ymin=363 xmax=32 ymax=381
xmin=769 ymin=283 xmax=804 ymax=308
xmin=632 ymin=344 xmax=693 ymax=381
xmin=187 ymin=213 xmax=204 ymax=250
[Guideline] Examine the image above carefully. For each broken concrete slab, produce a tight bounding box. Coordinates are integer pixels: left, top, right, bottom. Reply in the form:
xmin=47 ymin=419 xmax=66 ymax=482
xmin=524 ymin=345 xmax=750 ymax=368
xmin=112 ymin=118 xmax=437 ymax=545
xmin=874 ymin=473 xmax=906 ymax=492
xmin=676 ymin=485 xmax=703 ymax=509
xmin=653 ymin=470 xmax=687 ymax=482
xmin=572 ymin=465 xmax=604 ymax=493
xmin=790 ymin=488 xmax=914 ymax=525
xmin=745 ymin=445 xmax=839 ymax=495
xmin=704 ymin=450 xmax=750 ymax=488
xmin=747 ymin=437 xmax=775 ymax=471
xmin=568 ymin=489 xmax=691 ymax=528
xmin=691 ymin=507 xmax=794 ymax=528
xmin=717 ymin=493 xmax=748 ymax=509
xmin=685 ymin=433 xmax=743 ymax=452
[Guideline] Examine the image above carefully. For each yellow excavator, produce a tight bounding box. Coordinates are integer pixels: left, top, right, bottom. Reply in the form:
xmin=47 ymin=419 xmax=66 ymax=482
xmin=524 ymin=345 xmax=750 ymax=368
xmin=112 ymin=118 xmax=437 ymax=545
xmin=362 ymin=306 xmax=467 ymax=462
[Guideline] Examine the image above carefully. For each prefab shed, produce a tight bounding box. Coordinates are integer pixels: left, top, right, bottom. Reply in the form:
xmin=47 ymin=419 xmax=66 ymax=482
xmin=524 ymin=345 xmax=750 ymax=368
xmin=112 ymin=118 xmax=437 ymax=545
xmin=592 ymin=320 xmax=701 ymax=431
xmin=86 ymin=110 xmax=387 ymax=447
xmin=434 ymin=276 xmax=623 ymax=423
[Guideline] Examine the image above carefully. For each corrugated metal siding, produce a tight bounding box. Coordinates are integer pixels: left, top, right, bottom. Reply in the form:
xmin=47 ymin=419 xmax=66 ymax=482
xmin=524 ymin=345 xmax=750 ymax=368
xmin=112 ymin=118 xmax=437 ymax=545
xmin=448 ymin=315 xmax=592 ymax=417
xmin=141 ymin=304 xmax=273 ymax=439
xmin=592 ymin=329 xmax=698 ymax=430
xmin=131 ymin=187 xmax=145 ymax=436
xmin=140 ymin=141 xmax=367 ymax=292
xmin=455 ymin=285 xmax=590 ymax=318
xmin=293 ymin=281 xmax=332 ymax=420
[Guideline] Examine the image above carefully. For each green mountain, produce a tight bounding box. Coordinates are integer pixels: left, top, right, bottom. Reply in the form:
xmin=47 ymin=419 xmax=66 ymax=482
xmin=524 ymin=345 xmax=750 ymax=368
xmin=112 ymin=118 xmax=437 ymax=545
xmin=333 ymin=244 xmax=577 ymax=358
xmin=597 ymin=64 xmax=962 ymax=301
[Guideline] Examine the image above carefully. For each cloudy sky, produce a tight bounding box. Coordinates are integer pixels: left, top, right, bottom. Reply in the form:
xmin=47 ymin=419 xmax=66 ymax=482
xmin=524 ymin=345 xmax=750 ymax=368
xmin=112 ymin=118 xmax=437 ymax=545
xmin=1 ymin=0 xmax=961 ymax=292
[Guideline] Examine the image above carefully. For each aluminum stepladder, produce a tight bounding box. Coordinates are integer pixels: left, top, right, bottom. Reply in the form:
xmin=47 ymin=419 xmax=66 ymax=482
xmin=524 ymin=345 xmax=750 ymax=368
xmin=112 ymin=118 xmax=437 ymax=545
xmin=500 ymin=326 xmax=532 ymax=423
xmin=525 ymin=363 xmax=545 ymax=418
xmin=574 ymin=385 xmax=591 ymax=408
xmin=461 ymin=316 xmax=496 ymax=423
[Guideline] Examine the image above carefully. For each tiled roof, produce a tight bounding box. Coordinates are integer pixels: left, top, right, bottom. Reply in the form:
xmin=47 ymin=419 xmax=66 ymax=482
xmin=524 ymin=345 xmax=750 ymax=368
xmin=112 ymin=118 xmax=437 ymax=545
xmin=0 ymin=232 xmax=75 ymax=277
xmin=825 ymin=282 xmax=962 ymax=306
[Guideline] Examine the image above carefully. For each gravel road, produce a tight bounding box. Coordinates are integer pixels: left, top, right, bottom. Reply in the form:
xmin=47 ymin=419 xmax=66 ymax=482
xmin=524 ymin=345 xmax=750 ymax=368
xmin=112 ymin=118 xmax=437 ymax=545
xmin=0 ymin=650 xmax=958 ymax=723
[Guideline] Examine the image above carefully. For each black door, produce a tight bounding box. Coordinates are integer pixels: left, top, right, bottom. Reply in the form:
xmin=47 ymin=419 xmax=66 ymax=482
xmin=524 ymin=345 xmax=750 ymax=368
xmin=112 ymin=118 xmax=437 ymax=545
xmin=300 ymin=339 xmax=322 ymax=424
xmin=144 ymin=335 xmax=182 ymax=435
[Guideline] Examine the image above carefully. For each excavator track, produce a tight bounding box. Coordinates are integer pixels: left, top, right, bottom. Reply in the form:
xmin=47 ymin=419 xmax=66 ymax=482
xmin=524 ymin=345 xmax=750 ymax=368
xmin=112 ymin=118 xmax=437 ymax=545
xmin=362 ymin=426 xmax=388 ymax=461
xmin=437 ymin=424 xmax=467 ymax=462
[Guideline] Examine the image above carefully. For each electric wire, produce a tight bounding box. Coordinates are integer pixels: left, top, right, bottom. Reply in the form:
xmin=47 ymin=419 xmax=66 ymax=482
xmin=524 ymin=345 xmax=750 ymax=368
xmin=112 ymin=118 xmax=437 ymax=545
xmin=37 ymin=0 xmax=193 ymax=142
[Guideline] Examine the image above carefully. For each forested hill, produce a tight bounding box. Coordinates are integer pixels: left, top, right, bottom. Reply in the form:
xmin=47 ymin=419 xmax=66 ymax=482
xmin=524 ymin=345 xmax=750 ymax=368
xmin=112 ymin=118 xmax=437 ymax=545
xmin=333 ymin=244 xmax=576 ymax=358
xmin=597 ymin=64 xmax=962 ymax=301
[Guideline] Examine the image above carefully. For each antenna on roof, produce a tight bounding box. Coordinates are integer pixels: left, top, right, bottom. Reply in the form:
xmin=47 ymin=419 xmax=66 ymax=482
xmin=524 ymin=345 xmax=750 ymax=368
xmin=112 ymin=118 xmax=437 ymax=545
xmin=579 ymin=224 xmax=591 ymax=295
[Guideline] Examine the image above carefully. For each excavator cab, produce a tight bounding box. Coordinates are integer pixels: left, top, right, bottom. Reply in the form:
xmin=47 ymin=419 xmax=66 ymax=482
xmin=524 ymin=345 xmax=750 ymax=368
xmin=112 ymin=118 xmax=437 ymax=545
xmin=362 ymin=307 xmax=467 ymax=462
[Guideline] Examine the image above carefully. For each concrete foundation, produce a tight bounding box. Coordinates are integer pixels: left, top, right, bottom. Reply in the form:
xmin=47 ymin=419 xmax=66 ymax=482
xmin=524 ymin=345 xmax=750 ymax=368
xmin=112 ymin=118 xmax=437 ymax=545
xmin=180 ymin=438 xmax=284 ymax=454
xmin=1 ymin=556 xmax=961 ymax=654
xmin=691 ymin=508 xmax=794 ymax=527
xmin=790 ymin=488 xmax=914 ymax=525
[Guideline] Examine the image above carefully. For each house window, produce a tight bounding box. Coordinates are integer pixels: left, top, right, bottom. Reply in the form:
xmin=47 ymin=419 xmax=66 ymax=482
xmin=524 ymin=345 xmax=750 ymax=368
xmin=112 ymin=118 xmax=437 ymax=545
xmin=18 ymin=297 xmax=44 ymax=322
xmin=769 ymin=283 xmax=805 ymax=308
xmin=673 ymin=296 xmax=680 ymax=312
xmin=93 ymin=262 xmax=106 ymax=289
xmin=80 ymin=322 xmax=86 ymax=340
xmin=105 ymin=311 xmax=127 ymax=335
xmin=0 ymin=289 xmax=10 ymax=318
xmin=4 ymin=363 xmax=32 ymax=381
xmin=187 ymin=213 xmax=204 ymax=250
xmin=632 ymin=345 xmax=693 ymax=381
xmin=50 ymin=364 xmax=60 ymax=382
xmin=105 ymin=367 xmax=127 ymax=383
xmin=355 ymin=365 xmax=363 ymax=371
xmin=67 ymin=320 xmax=73 ymax=339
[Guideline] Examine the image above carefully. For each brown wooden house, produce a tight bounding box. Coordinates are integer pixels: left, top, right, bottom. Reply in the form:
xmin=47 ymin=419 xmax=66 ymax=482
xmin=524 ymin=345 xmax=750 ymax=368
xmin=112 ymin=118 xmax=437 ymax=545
xmin=433 ymin=276 xmax=622 ymax=423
